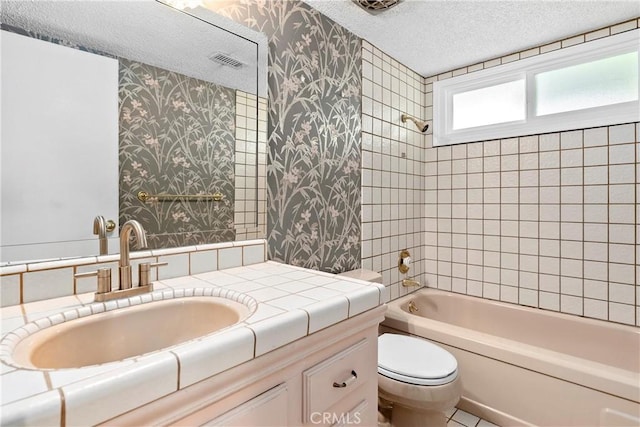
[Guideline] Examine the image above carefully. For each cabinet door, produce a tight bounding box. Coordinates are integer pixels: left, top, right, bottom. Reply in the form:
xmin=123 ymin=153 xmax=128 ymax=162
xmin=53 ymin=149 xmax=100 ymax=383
xmin=332 ymin=400 xmax=369 ymax=427
xmin=204 ymin=384 xmax=288 ymax=427
xmin=302 ymin=338 xmax=374 ymax=424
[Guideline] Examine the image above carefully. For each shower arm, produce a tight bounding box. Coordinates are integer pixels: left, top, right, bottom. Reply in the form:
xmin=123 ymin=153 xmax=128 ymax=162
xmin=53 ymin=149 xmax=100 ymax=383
xmin=401 ymin=113 xmax=429 ymax=133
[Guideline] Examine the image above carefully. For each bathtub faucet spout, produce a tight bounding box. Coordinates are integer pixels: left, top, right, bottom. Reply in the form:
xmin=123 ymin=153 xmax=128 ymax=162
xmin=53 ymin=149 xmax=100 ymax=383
xmin=402 ymin=278 xmax=421 ymax=287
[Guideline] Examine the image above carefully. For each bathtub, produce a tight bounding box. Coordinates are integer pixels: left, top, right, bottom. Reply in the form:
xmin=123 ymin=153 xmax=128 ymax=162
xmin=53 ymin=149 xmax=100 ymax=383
xmin=381 ymin=288 xmax=640 ymax=427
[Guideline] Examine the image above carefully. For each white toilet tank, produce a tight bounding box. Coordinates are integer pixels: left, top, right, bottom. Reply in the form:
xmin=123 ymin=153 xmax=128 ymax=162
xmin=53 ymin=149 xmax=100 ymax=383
xmin=338 ymin=268 xmax=383 ymax=283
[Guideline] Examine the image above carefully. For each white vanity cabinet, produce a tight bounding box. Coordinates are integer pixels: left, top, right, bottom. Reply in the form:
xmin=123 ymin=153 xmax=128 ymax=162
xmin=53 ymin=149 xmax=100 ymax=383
xmin=206 ymin=383 xmax=289 ymax=426
xmin=103 ymin=306 xmax=385 ymax=427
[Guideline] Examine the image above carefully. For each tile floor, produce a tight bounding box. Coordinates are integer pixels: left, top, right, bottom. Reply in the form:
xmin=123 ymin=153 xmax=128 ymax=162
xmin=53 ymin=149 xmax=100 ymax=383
xmin=447 ymin=407 xmax=499 ymax=427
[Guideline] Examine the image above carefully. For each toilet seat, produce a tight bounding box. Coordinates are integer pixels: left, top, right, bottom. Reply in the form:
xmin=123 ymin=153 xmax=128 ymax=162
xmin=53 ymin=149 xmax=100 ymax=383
xmin=378 ymin=333 xmax=458 ymax=386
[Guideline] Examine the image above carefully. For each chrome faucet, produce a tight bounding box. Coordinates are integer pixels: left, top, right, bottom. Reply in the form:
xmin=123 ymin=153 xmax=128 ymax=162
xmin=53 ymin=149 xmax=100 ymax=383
xmin=119 ymin=219 xmax=148 ymax=290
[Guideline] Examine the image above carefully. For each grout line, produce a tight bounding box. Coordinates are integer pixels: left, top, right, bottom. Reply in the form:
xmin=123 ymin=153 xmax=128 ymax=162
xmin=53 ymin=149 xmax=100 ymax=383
xmin=59 ymin=388 xmax=66 ymax=427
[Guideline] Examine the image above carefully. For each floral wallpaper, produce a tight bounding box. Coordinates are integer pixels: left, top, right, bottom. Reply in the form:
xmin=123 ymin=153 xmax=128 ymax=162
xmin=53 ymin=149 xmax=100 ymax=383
xmin=4 ymin=1 xmax=364 ymax=271
xmin=213 ymin=0 xmax=362 ymax=273
xmin=3 ymin=24 xmax=240 ymax=248
xmin=119 ymin=59 xmax=236 ymax=248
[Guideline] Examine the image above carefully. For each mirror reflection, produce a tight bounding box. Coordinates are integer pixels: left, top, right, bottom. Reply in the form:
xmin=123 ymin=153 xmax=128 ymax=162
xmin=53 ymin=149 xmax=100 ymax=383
xmin=0 ymin=0 xmax=267 ymax=264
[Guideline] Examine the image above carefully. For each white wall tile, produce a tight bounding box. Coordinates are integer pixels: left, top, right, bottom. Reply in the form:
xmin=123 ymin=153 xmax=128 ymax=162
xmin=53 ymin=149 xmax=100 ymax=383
xmin=609 ymin=263 xmax=635 ymax=284
xmin=539 ymin=239 xmax=560 ymax=257
xmin=561 ymin=294 xmax=583 ymax=315
xmin=609 ymin=244 xmax=634 ymax=264
xmin=519 ymin=288 xmax=538 ymax=307
xmin=584 ymin=279 xmax=608 ymax=300
xmin=560 ymin=130 xmax=583 ymax=149
xmin=539 ymin=292 xmax=559 ymax=311
xmin=583 ymin=205 xmax=607 ymax=223
xmin=539 ymin=133 xmax=560 ymax=151
xmin=609 ymin=205 xmax=635 ymax=223
xmin=608 ymin=302 xmax=634 ymax=325
xmin=610 ymin=19 xmax=638 ymax=34
xmin=609 ymin=144 xmax=635 ymax=164
xmin=609 ymin=164 xmax=635 ymax=184
xmin=539 ymin=274 xmax=560 ymax=293
xmin=243 ymin=244 xmax=266 ymax=265
xmin=583 ymin=127 xmax=608 ymax=147
xmin=561 ymin=35 xmax=584 ymax=48
xmin=609 ymin=282 xmax=634 ymax=304
xmin=23 ymin=268 xmax=74 ymax=303
xmin=190 ymin=250 xmax=217 ymax=275
xmin=0 ymin=274 xmax=21 ymax=307
xmin=584 ymin=166 xmax=608 ymax=185
xmin=609 ymin=123 xmax=636 ymax=144
xmin=609 ymin=224 xmax=635 ymax=244
xmin=560 ymin=186 xmax=582 ymax=204
xmin=585 ymin=28 xmax=610 ymax=41
xmin=368 ymin=30 xmax=638 ymax=325
xmin=539 ymin=170 xmax=560 ymax=187
xmin=158 ymin=253 xmax=190 ymax=280
xmin=584 ymin=298 xmax=608 ymax=320
xmin=218 ymin=247 xmax=243 ymax=270
xmin=609 ymin=184 xmax=635 ymax=204
xmin=539 ymin=256 xmax=560 ymax=275
xmin=584 ymin=185 xmax=608 ymax=204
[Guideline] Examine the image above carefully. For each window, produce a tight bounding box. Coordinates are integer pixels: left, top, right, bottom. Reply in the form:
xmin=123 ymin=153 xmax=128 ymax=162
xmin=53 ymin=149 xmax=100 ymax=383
xmin=452 ymin=79 xmax=526 ymax=129
xmin=433 ymin=29 xmax=639 ymax=146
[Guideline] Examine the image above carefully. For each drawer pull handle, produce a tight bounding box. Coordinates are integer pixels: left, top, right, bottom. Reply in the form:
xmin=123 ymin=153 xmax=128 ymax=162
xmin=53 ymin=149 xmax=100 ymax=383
xmin=333 ymin=370 xmax=358 ymax=388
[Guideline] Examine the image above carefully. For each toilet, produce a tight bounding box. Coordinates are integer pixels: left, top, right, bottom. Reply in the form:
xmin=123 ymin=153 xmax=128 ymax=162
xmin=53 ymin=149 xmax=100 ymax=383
xmin=337 ymin=269 xmax=461 ymax=427
xmin=377 ymin=333 xmax=461 ymax=427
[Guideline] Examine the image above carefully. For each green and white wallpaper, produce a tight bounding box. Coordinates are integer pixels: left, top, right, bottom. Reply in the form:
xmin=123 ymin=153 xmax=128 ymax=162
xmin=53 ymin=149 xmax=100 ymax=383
xmin=119 ymin=59 xmax=237 ymax=248
xmin=215 ymin=0 xmax=363 ymax=273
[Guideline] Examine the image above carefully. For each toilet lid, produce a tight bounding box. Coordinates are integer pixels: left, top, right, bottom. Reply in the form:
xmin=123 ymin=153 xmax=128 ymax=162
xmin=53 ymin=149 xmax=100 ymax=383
xmin=378 ymin=333 xmax=458 ymax=386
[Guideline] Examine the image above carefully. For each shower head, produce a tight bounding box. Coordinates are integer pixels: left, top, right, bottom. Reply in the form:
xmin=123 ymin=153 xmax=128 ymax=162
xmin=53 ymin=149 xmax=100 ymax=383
xmin=401 ymin=114 xmax=429 ymax=133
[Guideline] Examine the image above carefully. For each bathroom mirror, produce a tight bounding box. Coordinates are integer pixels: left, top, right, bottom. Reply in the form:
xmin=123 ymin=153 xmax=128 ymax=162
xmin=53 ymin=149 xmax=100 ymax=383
xmin=1 ymin=0 xmax=267 ymax=264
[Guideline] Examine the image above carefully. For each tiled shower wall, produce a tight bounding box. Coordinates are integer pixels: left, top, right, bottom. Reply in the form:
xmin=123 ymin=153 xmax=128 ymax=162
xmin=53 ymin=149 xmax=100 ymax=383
xmin=422 ymin=19 xmax=640 ymax=326
xmin=234 ymin=92 xmax=268 ymax=241
xmin=361 ymin=41 xmax=425 ymax=299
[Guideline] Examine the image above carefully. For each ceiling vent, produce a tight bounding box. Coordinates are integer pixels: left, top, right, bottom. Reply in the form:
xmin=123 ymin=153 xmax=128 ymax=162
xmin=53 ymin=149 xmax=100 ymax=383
xmin=208 ymin=52 xmax=244 ymax=69
xmin=353 ymin=0 xmax=401 ymax=12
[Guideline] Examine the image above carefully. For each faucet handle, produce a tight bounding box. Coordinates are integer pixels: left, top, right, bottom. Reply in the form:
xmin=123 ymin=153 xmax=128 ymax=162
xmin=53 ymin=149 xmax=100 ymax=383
xmin=138 ymin=262 xmax=168 ymax=288
xmin=75 ymin=268 xmax=112 ymax=294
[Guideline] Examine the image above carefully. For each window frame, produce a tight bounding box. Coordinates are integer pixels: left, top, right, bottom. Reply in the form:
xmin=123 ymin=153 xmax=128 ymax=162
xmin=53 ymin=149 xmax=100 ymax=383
xmin=433 ymin=29 xmax=640 ymax=146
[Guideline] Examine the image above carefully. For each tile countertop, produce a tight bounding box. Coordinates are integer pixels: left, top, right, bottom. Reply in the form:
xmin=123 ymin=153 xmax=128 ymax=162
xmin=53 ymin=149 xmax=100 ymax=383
xmin=0 ymin=261 xmax=389 ymax=426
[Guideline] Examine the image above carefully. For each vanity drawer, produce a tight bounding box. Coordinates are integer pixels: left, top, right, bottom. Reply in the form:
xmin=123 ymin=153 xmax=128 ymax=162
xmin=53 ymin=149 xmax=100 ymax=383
xmin=302 ymin=337 xmax=374 ymax=423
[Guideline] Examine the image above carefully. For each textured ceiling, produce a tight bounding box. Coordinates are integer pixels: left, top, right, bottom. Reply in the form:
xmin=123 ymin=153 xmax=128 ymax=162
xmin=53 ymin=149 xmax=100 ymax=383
xmin=2 ymin=0 xmax=267 ymax=96
xmin=303 ymin=0 xmax=640 ymax=77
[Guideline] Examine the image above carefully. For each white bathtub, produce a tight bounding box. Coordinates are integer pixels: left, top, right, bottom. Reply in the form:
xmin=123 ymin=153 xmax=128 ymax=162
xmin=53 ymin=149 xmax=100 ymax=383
xmin=381 ymin=288 xmax=640 ymax=427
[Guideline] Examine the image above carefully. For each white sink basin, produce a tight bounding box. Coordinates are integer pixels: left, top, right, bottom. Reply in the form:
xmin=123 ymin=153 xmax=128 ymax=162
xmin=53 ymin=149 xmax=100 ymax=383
xmin=5 ymin=290 xmax=256 ymax=369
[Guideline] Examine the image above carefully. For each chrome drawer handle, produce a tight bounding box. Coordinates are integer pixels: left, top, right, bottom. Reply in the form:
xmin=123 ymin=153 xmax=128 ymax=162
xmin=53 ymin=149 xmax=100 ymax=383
xmin=333 ymin=370 xmax=358 ymax=388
